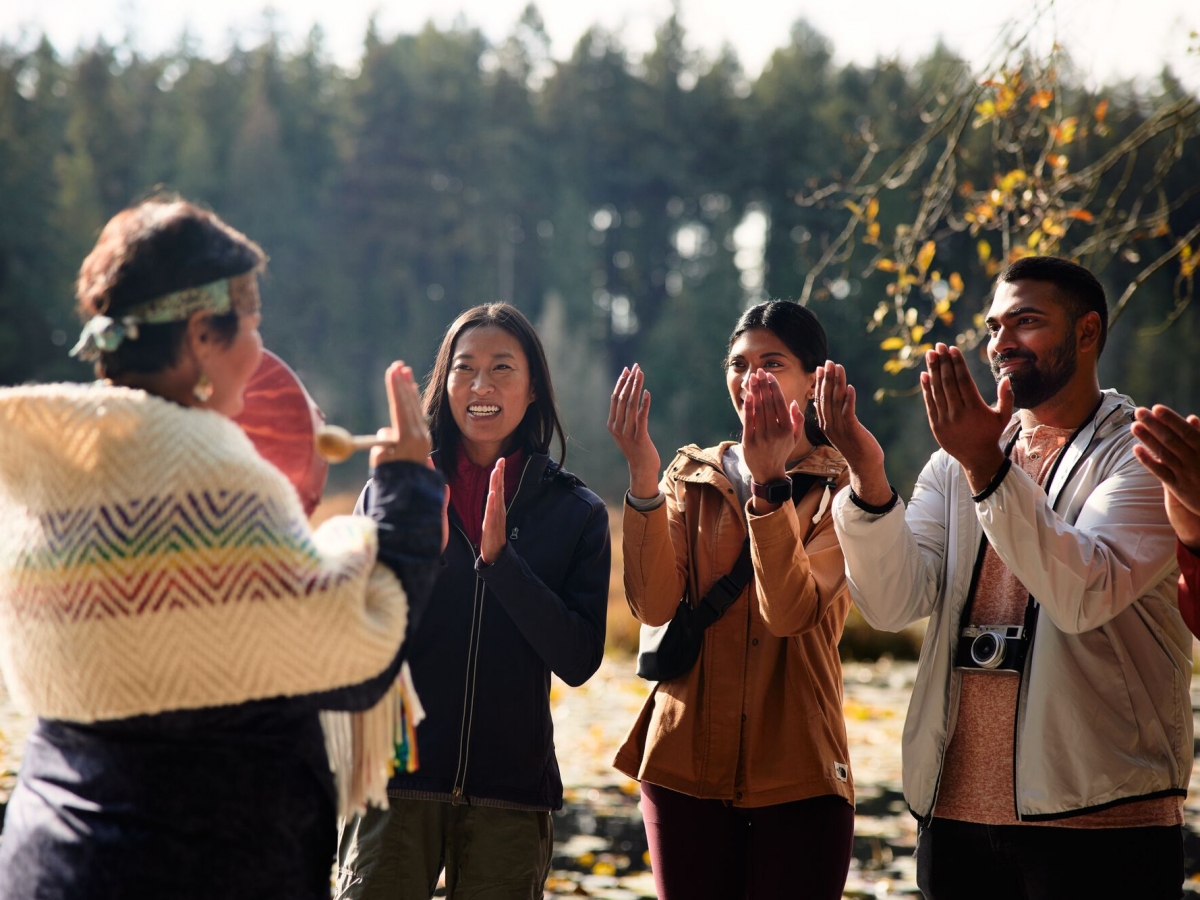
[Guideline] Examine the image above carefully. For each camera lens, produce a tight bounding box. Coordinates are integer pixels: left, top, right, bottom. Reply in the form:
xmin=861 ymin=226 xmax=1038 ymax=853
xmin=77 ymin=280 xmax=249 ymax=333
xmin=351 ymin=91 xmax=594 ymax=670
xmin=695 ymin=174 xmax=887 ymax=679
xmin=970 ymin=632 xmax=1006 ymax=669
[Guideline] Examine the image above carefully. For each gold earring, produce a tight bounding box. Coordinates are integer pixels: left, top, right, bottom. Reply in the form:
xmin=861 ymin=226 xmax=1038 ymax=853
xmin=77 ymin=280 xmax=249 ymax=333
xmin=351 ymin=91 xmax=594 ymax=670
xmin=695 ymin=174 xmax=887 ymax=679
xmin=193 ymin=373 xmax=214 ymax=403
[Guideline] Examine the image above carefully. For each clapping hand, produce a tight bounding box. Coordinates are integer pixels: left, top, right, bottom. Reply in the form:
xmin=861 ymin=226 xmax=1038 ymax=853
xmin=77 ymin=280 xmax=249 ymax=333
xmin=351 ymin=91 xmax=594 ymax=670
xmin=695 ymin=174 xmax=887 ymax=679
xmin=369 ymin=361 xmax=448 ymax=550
xmin=370 ymin=362 xmax=433 ymax=467
xmin=920 ymin=343 xmax=1011 ymax=493
xmin=480 ymin=457 xmax=507 ymax=564
xmin=814 ymin=360 xmax=891 ymax=506
xmin=741 ymin=369 xmax=801 ymax=485
xmin=1132 ymin=405 xmax=1200 ymax=551
xmin=608 ymin=364 xmax=662 ymax=500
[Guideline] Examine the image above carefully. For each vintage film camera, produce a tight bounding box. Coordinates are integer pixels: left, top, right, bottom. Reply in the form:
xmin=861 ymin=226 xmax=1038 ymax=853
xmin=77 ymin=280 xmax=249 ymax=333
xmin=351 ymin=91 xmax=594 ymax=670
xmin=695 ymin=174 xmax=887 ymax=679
xmin=954 ymin=624 xmax=1029 ymax=673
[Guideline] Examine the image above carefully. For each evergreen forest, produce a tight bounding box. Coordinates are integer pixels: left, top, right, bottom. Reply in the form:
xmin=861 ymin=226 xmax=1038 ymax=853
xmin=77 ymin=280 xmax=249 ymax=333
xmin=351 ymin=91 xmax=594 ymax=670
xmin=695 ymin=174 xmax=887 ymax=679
xmin=2 ymin=8 xmax=1198 ymax=498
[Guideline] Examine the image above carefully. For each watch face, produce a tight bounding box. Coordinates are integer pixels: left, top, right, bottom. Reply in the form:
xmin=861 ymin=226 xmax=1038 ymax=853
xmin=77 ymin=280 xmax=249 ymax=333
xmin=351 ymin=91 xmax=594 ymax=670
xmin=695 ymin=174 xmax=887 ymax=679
xmin=754 ymin=477 xmax=792 ymax=503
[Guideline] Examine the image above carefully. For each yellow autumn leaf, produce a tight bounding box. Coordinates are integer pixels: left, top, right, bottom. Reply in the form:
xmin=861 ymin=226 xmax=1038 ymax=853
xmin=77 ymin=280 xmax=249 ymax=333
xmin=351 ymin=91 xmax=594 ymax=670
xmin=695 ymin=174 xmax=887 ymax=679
xmin=911 ymin=325 xmax=926 ymax=344
xmin=977 ymin=240 xmax=992 ymax=262
xmin=880 ymin=337 xmax=906 ymax=351
xmin=865 ymin=221 xmax=880 ymax=244
xmin=934 ymin=299 xmax=952 ymax=317
xmin=875 ymin=258 xmax=898 ymax=272
xmin=949 ymin=272 xmax=964 ymax=293
xmin=1051 ymin=117 xmax=1079 ymax=145
xmin=995 ymin=84 xmax=1017 ymax=114
xmin=866 ymin=197 xmax=879 ymax=221
xmin=938 ymin=310 xmax=955 ymax=326
xmin=916 ymin=240 xmax=936 ymax=275
xmin=843 ymin=200 xmax=864 ymax=218
xmin=1029 ymin=89 xmax=1053 ymax=109
xmin=972 ymin=202 xmax=996 ymax=221
xmin=999 ymin=170 xmax=1027 ymax=193
xmin=1027 ymin=229 xmax=1043 ymax=248
xmin=593 ymin=862 xmax=617 ymax=876
xmin=973 ymin=98 xmax=997 ymax=122
xmin=883 ymin=358 xmax=907 ymax=375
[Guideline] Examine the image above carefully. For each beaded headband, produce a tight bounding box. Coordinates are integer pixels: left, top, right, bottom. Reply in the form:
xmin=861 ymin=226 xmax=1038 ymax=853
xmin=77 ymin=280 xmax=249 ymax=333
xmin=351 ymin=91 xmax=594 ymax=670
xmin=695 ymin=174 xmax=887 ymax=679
xmin=70 ymin=279 xmax=236 ymax=362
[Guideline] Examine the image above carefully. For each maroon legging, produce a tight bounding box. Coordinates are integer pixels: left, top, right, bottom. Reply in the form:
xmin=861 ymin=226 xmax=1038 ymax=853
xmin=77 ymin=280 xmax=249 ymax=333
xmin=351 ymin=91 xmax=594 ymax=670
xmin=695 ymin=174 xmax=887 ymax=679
xmin=639 ymin=782 xmax=854 ymax=900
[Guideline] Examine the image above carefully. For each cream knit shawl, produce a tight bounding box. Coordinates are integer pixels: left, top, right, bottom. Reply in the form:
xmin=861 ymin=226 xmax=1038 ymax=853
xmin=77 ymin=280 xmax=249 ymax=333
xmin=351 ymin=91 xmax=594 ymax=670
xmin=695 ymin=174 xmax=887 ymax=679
xmin=0 ymin=382 xmax=410 ymax=815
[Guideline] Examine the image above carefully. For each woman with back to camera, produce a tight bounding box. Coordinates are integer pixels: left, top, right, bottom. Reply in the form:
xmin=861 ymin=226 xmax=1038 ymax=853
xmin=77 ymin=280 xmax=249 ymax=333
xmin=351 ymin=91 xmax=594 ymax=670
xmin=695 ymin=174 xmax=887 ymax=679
xmin=608 ymin=300 xmax=856 ymax=899
xmin=0 ymin=197 xmax=444 ymax=900
xmin=336 ymin=303 xmax=611 ymax=900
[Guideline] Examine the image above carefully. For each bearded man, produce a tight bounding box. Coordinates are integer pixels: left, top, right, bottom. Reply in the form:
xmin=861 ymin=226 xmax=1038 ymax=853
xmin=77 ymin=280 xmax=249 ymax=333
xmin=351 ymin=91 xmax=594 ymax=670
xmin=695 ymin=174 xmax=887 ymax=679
xmin=816 ymin=256 xmax=1189 ymax=900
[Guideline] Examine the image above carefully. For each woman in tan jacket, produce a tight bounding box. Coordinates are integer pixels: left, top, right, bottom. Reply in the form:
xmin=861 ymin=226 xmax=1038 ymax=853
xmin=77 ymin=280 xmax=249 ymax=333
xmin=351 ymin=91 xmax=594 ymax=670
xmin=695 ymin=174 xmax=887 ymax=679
xmin=607 ymin=300 xmax=854 ymax=899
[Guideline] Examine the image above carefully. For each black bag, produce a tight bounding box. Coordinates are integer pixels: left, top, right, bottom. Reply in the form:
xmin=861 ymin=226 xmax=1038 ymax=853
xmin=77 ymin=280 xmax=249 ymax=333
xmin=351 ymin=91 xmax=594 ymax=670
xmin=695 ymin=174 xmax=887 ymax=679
xmin=635 ymin=473 xmax=819 ymax=682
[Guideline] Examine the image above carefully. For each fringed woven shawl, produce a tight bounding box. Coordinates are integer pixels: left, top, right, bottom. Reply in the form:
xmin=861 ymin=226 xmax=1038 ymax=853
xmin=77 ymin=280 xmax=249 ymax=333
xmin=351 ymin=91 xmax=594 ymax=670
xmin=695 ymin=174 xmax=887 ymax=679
xmin=0 ymin=382 xmax=410 ymax=816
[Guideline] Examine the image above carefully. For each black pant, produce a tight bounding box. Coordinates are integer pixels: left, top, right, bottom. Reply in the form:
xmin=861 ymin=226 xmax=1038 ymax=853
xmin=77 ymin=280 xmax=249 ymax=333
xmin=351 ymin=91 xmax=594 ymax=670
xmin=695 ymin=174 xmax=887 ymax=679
xmin=916 ymin=816 xmax=1183 ymax=900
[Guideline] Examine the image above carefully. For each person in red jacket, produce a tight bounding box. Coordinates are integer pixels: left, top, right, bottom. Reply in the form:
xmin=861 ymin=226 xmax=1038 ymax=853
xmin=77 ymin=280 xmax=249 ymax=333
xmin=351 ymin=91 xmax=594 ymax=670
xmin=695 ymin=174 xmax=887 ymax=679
xmin=1132 ymin=404 xmax=1200 ymax=635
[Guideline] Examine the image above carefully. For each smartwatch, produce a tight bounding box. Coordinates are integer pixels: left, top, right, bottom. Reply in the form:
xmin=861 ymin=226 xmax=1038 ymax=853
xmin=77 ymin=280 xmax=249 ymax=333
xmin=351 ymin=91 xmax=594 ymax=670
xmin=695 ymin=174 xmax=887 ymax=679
xmin=750 ymin=476 xmax=792 ymax=504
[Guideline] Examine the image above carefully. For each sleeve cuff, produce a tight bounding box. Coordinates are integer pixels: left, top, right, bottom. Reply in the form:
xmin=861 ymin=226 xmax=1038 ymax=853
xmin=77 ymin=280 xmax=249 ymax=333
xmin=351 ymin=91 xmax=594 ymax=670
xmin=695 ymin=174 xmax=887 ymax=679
xmin=625 ymin=490 xmax=666 ymax=512
xmin=848 ymin=486 xmax=899 ymax=516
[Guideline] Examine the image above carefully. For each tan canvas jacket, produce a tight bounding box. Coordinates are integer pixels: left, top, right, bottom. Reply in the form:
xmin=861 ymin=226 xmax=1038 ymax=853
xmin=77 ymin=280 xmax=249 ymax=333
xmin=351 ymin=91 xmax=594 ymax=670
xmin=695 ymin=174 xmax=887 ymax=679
xmin=613 ymin=442 xmax=854 ymax=809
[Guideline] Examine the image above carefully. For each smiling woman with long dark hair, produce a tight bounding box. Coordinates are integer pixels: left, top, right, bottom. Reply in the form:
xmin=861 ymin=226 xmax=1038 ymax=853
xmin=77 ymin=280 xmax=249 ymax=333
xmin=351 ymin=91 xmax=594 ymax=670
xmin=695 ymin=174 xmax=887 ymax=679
xmin=337 ymin=303 xmax=610 ymax=900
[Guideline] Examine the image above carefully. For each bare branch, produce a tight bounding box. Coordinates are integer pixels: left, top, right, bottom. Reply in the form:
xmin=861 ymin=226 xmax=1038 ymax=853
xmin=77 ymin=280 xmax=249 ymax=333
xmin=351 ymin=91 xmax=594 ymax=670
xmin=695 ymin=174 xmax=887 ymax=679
xmin=1109 ymin=220 xmax=1200 ymax=325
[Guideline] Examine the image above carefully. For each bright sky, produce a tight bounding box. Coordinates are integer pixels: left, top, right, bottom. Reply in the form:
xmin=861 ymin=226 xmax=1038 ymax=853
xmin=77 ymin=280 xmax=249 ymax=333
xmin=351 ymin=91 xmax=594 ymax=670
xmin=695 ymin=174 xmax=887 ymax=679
xmin=2 ymin=0 xmax=1198 ymax=90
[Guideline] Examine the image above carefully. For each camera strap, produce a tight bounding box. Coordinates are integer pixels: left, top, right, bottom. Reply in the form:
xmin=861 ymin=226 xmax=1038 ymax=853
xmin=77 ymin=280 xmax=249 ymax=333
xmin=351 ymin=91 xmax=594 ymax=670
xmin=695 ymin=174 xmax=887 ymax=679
xmin=957 ymin=430 xmax=1024 ymax=630
xmin=958 ymin=397 xmax=1108 ymax=641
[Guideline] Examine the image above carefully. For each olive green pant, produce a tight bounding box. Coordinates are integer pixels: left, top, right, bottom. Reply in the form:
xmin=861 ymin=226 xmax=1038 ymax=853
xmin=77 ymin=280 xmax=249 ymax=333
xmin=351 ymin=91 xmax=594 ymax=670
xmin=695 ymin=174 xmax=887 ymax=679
xmin=335 ymin=798 xmax=553 ymax=900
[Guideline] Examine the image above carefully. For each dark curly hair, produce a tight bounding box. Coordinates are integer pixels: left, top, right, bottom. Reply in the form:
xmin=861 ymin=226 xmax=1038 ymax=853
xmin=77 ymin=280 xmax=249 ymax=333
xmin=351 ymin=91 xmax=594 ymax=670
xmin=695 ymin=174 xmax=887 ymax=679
xmin=76 ymin=196 xmax=266 ymax=376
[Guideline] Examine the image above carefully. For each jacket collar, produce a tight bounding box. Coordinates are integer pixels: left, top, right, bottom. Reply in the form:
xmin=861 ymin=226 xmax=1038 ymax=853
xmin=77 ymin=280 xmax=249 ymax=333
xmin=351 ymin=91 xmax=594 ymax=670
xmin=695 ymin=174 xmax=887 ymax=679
xmin=432 ymin=447 xmax=552 ymax=526
xmin=999 ymin=389 xmax=1135 ymax=506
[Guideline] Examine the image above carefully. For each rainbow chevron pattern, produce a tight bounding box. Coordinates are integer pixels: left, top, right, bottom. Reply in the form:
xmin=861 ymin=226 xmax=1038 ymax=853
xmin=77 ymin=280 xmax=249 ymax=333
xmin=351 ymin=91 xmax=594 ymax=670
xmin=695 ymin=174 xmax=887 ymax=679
xmin=0 ymin=383 xmax=412 ymax=813
xmin=1 ymin=381 xmax=417 ymax=816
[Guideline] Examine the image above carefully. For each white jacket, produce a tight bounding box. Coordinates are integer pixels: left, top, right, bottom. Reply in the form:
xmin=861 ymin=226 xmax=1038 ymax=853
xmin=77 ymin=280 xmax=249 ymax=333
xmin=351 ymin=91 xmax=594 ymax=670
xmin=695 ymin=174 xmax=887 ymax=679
xmin=833 ymin=391 xmax=1191 ymax=820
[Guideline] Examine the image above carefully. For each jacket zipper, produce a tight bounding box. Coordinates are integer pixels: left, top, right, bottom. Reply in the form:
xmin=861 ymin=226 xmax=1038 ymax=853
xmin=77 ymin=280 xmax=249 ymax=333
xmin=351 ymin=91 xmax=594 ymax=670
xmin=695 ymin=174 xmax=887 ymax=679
xmin=448 ymin=456 xmax=535 ymax=805
xmin=1011 ymin=598 xmax=1042 ymax=822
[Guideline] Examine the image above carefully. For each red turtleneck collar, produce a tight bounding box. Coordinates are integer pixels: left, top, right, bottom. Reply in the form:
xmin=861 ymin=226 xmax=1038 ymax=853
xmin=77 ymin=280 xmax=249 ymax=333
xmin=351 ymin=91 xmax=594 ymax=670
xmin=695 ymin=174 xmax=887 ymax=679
xmin=447 ymin=447 xmax=527 ymax=546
